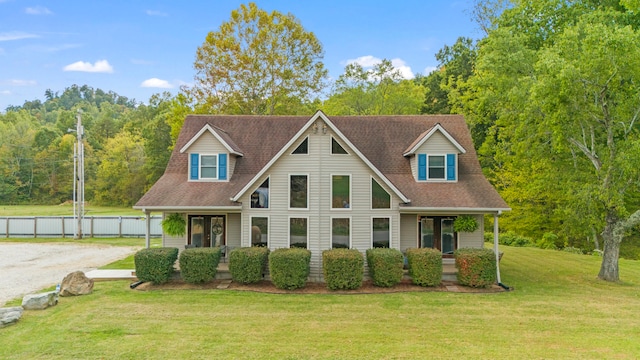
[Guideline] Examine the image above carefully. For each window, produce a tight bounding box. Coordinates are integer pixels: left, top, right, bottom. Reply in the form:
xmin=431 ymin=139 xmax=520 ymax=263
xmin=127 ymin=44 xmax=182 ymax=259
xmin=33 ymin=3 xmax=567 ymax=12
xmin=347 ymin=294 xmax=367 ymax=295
xmin=371 ymin=178 xmax=391 ymax=209
xmin=190 ymin=153 xmax=227 ymax=180
xmin=332 ymin=218 xmax=350 ymax=249
xmin=292 ymin=137 xmax=308 ymax=154
xmin=372 ymin=217 xmax=390 ymax=248
xmin=441 ymin=218 xmax=455 ymax=254
xmin=289 ymin=217 xmax=308 ymax=249
xmin=428 ymin=155 xmax=445 ymax=180
xmin=419 ymin=216 xmax=457 ymax=256
xmin=332 ymin=175 xmax=350 ymax=209
xmin=290 ymin=175 xmax=308 ymax=209
xmin=331 ymin=137 xmax=348 ymax=154
xmin=251 ymin=178 xmax=269 ymax=208
xmin=251 ymin=217 xmax=268 ymax=247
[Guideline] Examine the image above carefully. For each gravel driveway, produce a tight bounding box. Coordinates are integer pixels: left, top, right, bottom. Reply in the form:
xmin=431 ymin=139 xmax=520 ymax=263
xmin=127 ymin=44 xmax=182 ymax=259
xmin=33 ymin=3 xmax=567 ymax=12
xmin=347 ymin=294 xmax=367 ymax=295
xmin=0 ymin=243 xmax=138 ymax=306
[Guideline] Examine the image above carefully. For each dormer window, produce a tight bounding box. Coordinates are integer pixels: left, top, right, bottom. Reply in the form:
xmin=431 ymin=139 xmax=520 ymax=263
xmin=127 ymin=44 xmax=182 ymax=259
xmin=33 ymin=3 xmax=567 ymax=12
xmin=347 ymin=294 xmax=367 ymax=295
xmin=190 ymin=153 xmax=227 ymax=181
xmin=428 ymin=155 xmax=445 ymax=180
xmin=418 ymin=153 xmax=456 ymax=181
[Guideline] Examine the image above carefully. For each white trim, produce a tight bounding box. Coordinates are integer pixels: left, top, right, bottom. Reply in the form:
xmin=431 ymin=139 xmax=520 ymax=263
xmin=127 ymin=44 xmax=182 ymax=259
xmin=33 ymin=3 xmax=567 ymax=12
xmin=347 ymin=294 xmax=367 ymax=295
xmin=331 ymin=216 xmax=352 ymax=249
xmin=250 ymin=215 xmax=269 ymax=248
xmin=371 ymin=216 xmax=392 ymax=248
xmin=288 ymin=174 xmax=309 ymax=210
xmin=231 ymin=110 xmax=411 ymax=204
xmin=134 ymin=206 xmax=242 ymax=211
xmin=427 ymin=154 xmax=446 ymax=181
xmin=180 ymin=123 xmax=243 ymax=156
xmin=370 ymin=176 xmax=392 ymax=210
xmin=288 ymin=216 xmax=309 ymax=249
xmin=403 ymin=123 xmax=466 ymax=156
xmin=399 ymin=207 xmax=511 ymax=214
xmin=330 ymin=174 xmax=352 ymax=210
xmin=199 ymin=154 xmax=218 ymax=180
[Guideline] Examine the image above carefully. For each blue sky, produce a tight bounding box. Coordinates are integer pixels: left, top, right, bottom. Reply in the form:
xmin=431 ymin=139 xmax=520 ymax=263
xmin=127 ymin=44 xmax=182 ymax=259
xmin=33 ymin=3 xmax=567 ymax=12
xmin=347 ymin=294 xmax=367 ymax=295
xmin=0 ymin=0 xmax=481 ymax=111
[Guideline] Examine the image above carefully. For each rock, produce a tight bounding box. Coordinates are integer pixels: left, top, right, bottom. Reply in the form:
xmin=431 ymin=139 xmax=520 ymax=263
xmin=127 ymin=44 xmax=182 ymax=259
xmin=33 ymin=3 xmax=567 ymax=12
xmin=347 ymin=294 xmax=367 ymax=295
xmin=59 ymin=271 xmax=94 ymax=297
xmin=0 ymin=307 xmax=23 ymax=328
xmin=21 ymin=291 xmax=58 ymax=310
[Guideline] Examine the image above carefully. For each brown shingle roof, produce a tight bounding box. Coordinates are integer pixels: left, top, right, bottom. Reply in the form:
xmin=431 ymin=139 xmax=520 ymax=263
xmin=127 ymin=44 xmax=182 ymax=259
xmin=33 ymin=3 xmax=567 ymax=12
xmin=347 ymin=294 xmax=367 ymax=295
xmin=135 ymin=113 xmax=508 ymax=211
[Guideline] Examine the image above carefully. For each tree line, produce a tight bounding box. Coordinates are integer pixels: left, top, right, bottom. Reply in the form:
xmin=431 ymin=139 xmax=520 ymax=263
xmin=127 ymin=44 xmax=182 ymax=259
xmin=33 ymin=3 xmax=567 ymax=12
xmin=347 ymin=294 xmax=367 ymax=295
xmin=1 ymin=1 xmax=639 ymax=280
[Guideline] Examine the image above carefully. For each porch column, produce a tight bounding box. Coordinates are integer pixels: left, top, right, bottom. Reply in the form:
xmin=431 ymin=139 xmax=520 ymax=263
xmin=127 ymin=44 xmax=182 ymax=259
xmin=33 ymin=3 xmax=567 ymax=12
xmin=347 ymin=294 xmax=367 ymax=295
xmin=144 ymin=209 xmax=151 ymax=249
xmin=493 ymin=211 xmax=502 ymax=284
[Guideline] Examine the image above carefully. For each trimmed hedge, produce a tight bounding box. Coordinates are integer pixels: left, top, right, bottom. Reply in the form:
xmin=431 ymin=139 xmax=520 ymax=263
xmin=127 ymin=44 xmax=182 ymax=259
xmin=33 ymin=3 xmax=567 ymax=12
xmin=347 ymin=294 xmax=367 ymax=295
xmin=179 ymin=247 xmax=221 ymax=284
xmin=366 ymin=248 xmax=404 ymax=287
xmin=454 ymin=248 xmax=497 ymax=288
xmin=134 ymin=247 xmax=178 ymax=284
xmin=229 ymin=247 xmax=269 ymax=284
xmin=269 ymin=248 xmax=311 ymax=290
xmin=322 ymin=249 xmax=363 ymax=290
xmin=406 ymin=248 xmax=442 ymax=287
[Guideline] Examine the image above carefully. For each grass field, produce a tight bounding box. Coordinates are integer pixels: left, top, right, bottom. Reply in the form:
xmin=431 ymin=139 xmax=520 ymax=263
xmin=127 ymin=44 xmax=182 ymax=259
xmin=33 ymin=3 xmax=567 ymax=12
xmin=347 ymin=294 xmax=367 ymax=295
xmin=0 ymin=205 xmax=144 ymax=216
xmin=1 ymin=245 xmax=639 ymax=359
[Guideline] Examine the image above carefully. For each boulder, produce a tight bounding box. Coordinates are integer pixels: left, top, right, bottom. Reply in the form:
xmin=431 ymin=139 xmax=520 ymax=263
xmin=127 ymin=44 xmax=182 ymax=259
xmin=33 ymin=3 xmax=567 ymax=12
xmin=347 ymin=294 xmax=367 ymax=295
xmin=59 ymin=271 xmax=94 ymax=297
xmin=0 ymin=307 xmax=23 ymax=328
xmin=22 ymin=291 xmax=58 ymax=310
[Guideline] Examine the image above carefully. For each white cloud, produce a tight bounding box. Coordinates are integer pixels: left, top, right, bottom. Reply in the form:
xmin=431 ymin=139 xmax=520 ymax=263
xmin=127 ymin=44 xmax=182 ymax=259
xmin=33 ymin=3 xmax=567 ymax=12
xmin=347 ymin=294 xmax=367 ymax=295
xmin=146 ymin=10 xmax=168 ymax=17
xmin=25 ymin=6 xmax=53 ymax=15
xmin=141 ymin=78 xmax=173 ymax=89
xmin=1 ymin=90 xmax=11 ymax=96
xmin=0 ymin=31 xmax=39 ymax=42
xmin=423 ymin=66 xmax=438 ymax=75
xmin=344 ymin=55 xmax=415 ymax=80
xmin=9 ymin=79 xmax=37 ymax=86
xmin=63 ymin=60 xmax=114 ymax=73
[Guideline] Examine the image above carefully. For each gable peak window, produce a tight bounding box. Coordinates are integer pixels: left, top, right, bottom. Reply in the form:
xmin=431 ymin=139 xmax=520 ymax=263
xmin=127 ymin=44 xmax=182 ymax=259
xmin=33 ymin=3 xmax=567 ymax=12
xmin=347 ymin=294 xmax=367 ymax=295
xmin=331 ymin=137 xmax=348 ymax=154
xmin=371 ymin=178 xmax=391 ymax=209
xmin=292 ymin=137 xmax=308 ymax=154
xmin=251 ymin=178 xmax=269 ymax=208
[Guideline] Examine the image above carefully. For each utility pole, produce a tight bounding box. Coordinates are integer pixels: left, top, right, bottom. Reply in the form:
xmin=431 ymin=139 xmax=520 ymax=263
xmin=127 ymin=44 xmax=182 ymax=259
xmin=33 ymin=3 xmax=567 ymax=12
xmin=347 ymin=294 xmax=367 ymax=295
xmin=75 ymin=110 xmax=85 ymax=239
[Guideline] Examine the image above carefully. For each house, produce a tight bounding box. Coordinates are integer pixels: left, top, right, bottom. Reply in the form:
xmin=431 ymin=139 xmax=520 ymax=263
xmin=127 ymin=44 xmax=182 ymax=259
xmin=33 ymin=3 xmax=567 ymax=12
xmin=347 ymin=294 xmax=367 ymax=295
xmin=134 ymin=110 xmax=509 ymax=281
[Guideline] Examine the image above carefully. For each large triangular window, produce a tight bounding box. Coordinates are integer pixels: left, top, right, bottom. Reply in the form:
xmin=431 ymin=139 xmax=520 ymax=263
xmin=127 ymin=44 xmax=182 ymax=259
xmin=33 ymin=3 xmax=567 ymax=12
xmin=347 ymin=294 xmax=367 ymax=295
xmin=292 ymin=138 xmax=308 ymax=154
xmin=331 ymin=137 xmax=348 ymax=154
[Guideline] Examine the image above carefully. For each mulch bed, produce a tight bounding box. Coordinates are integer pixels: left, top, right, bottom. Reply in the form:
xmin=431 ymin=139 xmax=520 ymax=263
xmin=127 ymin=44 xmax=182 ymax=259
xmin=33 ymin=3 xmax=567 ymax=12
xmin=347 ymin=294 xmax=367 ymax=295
xmin=135 ymin=278 xmax=507 ymax=294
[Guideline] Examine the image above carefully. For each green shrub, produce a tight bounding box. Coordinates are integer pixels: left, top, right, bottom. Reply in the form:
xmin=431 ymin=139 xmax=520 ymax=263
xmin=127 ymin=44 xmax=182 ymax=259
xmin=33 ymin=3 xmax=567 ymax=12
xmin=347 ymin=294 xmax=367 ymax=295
xmin=322 ymin=249 xmax=363 ymax=290
xmin=366 ymin=248 xmax=403 ymax=287
xmin=453 ymin=215 xmax=479 ymax=233
xmin=537 ymin=232 xmax=559 ymax=250
xmin=454 ymin=248 xmax=496 ymax=288
xmin=484 ymin=232 xmax=495 ymax=243
xmin=179 ymin=247 xmax=221 ymax=284
xmin=229 ymin=247 xmax=269 ymax=284
xmin=620 ymin=243 xmax=640 ymax=260
xmin=499 ymin=231 xmax=533 ymax=247
xmin=406 ymin=248 xmax=442 ymax=287
xmin=134 ymin=247 xmax=178 ymax=284
xmin=269 ymin=248 xmax=311 ymax=290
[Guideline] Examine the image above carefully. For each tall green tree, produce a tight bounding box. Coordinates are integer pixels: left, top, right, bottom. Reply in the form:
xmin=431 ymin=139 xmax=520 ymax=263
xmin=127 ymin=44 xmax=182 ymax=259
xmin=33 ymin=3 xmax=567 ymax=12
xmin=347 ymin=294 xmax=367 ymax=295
xmin=189 ymin=2 xmax=327 ymax=115
xmin=323 ymin=59 xmax=424 ymax=115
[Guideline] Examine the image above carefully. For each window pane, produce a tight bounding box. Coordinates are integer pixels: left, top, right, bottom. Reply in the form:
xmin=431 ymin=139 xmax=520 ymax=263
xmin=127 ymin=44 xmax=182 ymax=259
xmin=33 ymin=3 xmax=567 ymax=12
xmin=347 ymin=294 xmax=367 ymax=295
xmin=442 ymin=219 xmax=455 ymax=254
xmin=290 ymin=218 xmax=307 ymax=249
xmin=201 ymin=155 xmax=217 ymax=178
xmin=332 ymin=138 xmax=348 ymax=154
xmin=292 ymin=138 xmax=308 ymax=154
xmin=332 ymin=175 xmax=350 ymax=208
xmin=191 ymin=217 xmax=204 ymax=247
xmin=372 ymin=218 xmax=390 ymax=248
xmin=372 ymin=179 xmax=391 ymax=209
xmin=421 ymin=218 xmax=434 ymax=248
xmin=251 ymin=217 xmax=268 ymax=247
xmin=290 ymin=175 xmax=308 ymax=208
xmin=251 ymin=179 xmax=269 ymax=208
xmin=428 ymin=155 xmax=445 ymax=179
xmin=332 ymin=218 xmax=350 ymax=248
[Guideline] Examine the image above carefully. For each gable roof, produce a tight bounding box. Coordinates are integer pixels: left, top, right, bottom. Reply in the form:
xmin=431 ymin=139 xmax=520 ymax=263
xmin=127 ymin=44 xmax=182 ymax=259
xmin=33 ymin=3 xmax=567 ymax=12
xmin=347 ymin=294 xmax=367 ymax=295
xmin=135 ymin=112 xmax=508 ymax=211
xmin=180 ymin=123 xmax=244 ymax=156
xmin=402 ymin=123 xmax=467 ymax=156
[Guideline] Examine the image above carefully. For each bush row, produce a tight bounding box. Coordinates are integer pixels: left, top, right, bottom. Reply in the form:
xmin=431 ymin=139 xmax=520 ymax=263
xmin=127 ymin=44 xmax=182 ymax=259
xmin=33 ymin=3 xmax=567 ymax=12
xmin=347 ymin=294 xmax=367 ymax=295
xmin=454 ymin=248 xmax=496 ymax=288
xmin=134 ymin=247 xmax=179 ymax=284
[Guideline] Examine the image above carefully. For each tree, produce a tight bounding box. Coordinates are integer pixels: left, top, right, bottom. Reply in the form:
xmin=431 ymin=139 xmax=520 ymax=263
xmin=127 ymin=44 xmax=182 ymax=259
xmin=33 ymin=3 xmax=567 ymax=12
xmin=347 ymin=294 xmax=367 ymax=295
xmin=189 ymin=2 xmax=327 ymax=115
xmin=323 ymin=59 xmax=425 ymax=115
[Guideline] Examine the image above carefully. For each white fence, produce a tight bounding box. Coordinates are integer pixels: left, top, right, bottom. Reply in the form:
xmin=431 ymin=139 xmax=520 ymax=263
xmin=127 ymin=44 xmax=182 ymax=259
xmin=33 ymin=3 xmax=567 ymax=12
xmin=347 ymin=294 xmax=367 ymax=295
xmin=0 ymin=216 xmax=162 ymax=238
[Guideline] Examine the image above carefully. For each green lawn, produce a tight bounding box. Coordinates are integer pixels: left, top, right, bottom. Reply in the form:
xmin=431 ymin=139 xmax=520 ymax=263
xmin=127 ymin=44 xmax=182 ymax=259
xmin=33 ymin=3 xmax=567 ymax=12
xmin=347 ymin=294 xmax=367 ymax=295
xmin=1 ymin=246 xmax=639 ymax=359
xmin=0 ymin=204 xmax=146 ymax=216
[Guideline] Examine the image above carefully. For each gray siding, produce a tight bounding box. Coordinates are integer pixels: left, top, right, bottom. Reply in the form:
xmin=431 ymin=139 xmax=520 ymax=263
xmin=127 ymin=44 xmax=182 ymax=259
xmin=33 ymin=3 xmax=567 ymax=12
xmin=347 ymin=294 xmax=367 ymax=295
xmin=409 ymin=131 xmax=461 ymax=180
xmin=400 ymin=214 xmax=418 ymax=252
xmin=458 ymin=214 xmax=484 ymax=248
xmin=238 ymin=123 xmax=402 ymax=280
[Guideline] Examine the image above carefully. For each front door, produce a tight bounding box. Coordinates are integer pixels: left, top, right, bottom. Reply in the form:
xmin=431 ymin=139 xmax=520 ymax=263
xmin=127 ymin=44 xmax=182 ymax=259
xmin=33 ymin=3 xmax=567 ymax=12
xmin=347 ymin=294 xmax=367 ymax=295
xmin=188 ymin=215 xmax=225 ymax=247
xmin=420 ymin=216 xmax=457 ymax=256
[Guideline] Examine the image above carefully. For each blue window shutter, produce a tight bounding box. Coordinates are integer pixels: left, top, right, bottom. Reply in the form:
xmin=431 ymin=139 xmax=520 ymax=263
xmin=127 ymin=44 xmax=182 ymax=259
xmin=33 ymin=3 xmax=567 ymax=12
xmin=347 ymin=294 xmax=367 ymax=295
xmin=446 ymin=154 xmax=456 ymax=181
xmin=218 ymin=153 xmax=227 ymax=180
xmin=418 ymin=154 xmax=427 ymax=181
xmin=190 ymin=153 xmax=199 ymax=180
